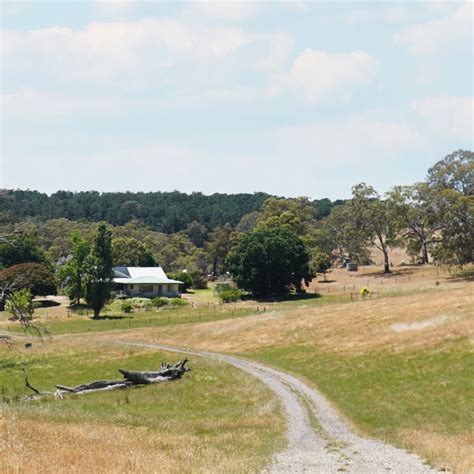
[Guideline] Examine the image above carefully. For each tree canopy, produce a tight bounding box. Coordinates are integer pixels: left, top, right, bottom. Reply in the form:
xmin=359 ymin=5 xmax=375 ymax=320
xmin=228 ymin=226 xmax=312 ymax=296
xmin=112 ymin=237 xmax=156 ymax=267
xmin=0 ymin=190 xmax=340 ymax=233
xmin=59 ymin=233 xmax=90 ymax=305
xmin=0 ymin=235 xmax=48 ymax=269
xmin=0 ymin=263 xmax=57 ymax=296
xmin=84 ymin=223 xmax=114 ymax=318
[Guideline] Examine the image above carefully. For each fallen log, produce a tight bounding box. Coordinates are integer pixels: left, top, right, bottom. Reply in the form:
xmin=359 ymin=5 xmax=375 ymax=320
xmin=22 ymin=358 xmax=191 ymax=400
xmin=119 ymin=358 xmax=190 ymax=384
xmin=56 ymin=380 xmax=133 ymax=393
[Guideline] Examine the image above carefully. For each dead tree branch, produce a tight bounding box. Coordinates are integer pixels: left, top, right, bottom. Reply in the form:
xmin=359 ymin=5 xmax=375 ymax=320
xmin=22 ymin=367 xmax=41 ymax=395
xmin=22 ymin=358 xmax=191 ymax=400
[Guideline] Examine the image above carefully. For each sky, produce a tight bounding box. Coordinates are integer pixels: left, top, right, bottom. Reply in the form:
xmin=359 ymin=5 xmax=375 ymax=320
xmin=0 ymin=0 xmax=472 ymax=200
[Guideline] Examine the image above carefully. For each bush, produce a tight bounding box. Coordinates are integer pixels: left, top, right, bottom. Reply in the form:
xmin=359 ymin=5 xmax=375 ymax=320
xmin=5 ymin=288 xmax=34 ymax=320
xmin=169 ymin=298 xmax=188 ymax=307
xmin=359 ymin=287 xmax=370 ymax=297
xmin=128 ymin=297 xmax=152 ymax=310
xmin=189 ymin=271 xmax=208 ymax=289
xmin=0 ymin=263 xmax=57 ymax=296
xmin=215 ymin=283 xmax=233 ymax=294
xmin=168 ymin=271 xmax=193 ymax=292
xmin=152 ymin=297 xmax=169 ymax=308
xmin=219 ymin=288 xmax=242 ymax=303
xmin=121 ymin=300 xmax=133 ymax=313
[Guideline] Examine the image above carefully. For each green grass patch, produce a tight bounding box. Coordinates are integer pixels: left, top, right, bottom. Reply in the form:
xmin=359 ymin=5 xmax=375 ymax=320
xmin=0 ymin=305 xmax=257 ymax=335
xmin=0 ymin=292 xmax=357 ymax=336
xmin=1 ymin=345 xmax=285 ymax=470
xmin=246 ymin=339 xmax=473 ymax=441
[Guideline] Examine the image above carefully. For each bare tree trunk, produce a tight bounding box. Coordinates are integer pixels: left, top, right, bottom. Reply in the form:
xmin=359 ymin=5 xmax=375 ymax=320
xmin=382 ymin=244 xmax=390 ymax=273
xmin=421 ymin=240 xmax=429 ymax=264
xmin=92 ymin=307 xmax=101 ymax=319
xmin=376 ymin=233 xmax=391 ymax=274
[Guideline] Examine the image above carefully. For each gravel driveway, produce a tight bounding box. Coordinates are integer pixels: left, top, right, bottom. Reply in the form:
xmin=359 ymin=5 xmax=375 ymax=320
xmin=117 ymin=340 xmax=436 ymax=473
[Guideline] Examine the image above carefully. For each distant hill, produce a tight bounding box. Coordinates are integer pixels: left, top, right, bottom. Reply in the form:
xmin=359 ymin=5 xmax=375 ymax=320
xmin=0 ymin=189 xmax=342 ymax=233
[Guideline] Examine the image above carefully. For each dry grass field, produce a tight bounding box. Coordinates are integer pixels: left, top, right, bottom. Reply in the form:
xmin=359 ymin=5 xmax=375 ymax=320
xmin=1 ymin=264 xmax=472 ymax=472
xmin=0 ymin=340 xmax=284 ymax=473
xmin=115 ymin=265 xmax=473 ymax=473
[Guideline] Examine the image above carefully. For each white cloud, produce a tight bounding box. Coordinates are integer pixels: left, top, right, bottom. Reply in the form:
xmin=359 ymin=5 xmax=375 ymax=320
xmin=183 ymin=1 xmax=311 ymax=22
xmin=411 ymin=95 xmax=473 ymax=141
xmin=274 ymin=116 xmax=422 ymax=165
xmin=2 ymin=18 xmax=256 ymax=86
xmin=94 ymin=0 xmax=138 ymax=14
xmin=189 ymin=1 xmax=261 ymax=21
xmin=270 ymin=49 xmax=378 ymax=103
xmin=393 ymin=2 xmax=472 ymax=56
xmin=257 ymin=32 xmax=293 ymax=71
xmin=0 ymin=90 xmax=126 ymax=119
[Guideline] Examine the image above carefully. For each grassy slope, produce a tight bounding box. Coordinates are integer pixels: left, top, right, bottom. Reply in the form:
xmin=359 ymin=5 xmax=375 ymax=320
xmin=1 ymin=265 xmax=473 ymax=472
xmin=0 ymin=343 xmax=285 ymax=473
xmin=248 ymin=341 xmax=473 ymax=471
xmin=104 ymin=266 xmax=472 ymax=472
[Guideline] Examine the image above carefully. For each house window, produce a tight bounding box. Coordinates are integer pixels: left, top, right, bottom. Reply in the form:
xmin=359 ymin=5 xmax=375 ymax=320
xmin=130 ymin=284 xmax=134 ymax=289
xmin=163 ymin=284 xmax=168 ymax=292
xmin=141 ymin=285 xmax=154 ymax=293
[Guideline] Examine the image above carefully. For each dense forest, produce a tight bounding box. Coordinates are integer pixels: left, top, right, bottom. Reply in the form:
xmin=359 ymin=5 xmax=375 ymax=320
xmin=0 ymin=190 xmax=342 ymax=233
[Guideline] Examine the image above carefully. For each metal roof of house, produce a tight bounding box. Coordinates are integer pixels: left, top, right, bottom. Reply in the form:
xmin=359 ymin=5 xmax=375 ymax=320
xmin=113 ymin=267 xmax=182 ymax=285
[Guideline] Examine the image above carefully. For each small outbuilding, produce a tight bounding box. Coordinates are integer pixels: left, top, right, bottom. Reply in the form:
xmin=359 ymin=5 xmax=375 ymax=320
xmin=113 ymin=267 xmax=183 ymax=297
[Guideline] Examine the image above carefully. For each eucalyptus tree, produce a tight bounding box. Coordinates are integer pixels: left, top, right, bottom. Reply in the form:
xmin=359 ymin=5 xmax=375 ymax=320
xmin=388 ymin=183 xmax=439 ymax=264
xmin=426 ymin=150 xmax=474 ymax=266
xmin=350 ymin=184 xmax=398 ymax=273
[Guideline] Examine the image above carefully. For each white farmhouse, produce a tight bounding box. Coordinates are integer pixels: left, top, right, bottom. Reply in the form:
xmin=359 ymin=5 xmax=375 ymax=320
xmin=113 ymin=267 xmax=183 ymax=297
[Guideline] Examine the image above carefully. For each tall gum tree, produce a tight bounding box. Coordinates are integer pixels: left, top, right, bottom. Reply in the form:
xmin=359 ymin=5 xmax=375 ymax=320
xmin=351 ymin=184 xmax=398 ymax=274
xmin=388 ymin=183 xmax=440 ymax=264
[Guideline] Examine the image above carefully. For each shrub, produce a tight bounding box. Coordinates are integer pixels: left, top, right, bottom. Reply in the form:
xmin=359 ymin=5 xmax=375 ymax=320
xmin=6 ymin=288 xmax=34 ymax=320
xmin=129 ymin=297 xmax=152 ymax=310
xmin=121 ymin=300 xmax=133 ymax=313
xmin=189 ymin=271 xmax=208 ymax=289
xmin=152 ymin=297 xmax=169 ymax=308
xmin=169 ymin=298 xmax=188 ymax=307
xmin=219 ymin=288 xmax=242 ymax=303
xmin=360 ymin=287 xmax=370 ymax=297
xmin=215 ymin=283 xmax=233 ymax=294
xmin=168 ymin=271 xmax=193 ymax=292
xmin=0 ymin=263 xmax=57 ymax=296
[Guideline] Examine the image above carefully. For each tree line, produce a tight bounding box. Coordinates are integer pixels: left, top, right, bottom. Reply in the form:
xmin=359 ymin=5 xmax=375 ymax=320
xmin=0 ymin=149 xmax=472 ymax=314
xmin=0 ymin=190 xmax=341 ymax=233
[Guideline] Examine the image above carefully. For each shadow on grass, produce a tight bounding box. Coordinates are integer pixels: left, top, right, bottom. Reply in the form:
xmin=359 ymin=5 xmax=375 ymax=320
xmin=354 ymin=267 xmax=418 ymax=278
xmin=88 ymin=315 xmax=131 ymax=321
xmin=243 ymin=293 xmax=322 ymax=303
xmin=34 ymin=300 xmax=61 ymax=308
xmin=67 ymin=303 xmax=89 ymax=311
xmin=447 ymin=267 xmax=474 ymax=282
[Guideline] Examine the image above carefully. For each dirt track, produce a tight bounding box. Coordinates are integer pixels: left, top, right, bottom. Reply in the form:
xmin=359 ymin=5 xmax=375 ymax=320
xmin=117 ymin=340 xmax=436 ymax=473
